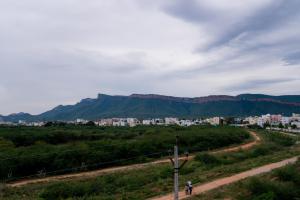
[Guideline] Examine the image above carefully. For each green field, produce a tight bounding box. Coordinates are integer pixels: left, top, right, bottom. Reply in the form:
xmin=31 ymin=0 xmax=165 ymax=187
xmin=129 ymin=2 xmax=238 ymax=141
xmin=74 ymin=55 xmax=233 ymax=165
xmin=191 ymin=156 xmax=300 ymax=200
xmin=0 ymin=125 xmax=249 ymax=181
xmin=1 ymin=127 xmax=299 ymax=200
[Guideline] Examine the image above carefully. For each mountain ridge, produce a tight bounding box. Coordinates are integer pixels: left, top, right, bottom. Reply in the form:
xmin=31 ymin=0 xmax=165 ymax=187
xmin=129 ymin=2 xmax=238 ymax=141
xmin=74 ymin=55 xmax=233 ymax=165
xmin=2 ymin=93 xmax=300 ymax=122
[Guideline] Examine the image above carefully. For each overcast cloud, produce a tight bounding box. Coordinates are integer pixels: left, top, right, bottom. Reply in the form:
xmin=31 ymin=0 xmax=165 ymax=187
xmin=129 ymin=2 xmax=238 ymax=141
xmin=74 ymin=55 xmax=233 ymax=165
xmin=0 ymin=0 xmax=299 ymax=115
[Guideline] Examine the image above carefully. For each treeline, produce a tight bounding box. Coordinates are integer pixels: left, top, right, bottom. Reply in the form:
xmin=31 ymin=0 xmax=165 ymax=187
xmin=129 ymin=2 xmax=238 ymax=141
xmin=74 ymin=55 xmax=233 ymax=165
xmin=0 ymin=125 xmax=249 ymax=181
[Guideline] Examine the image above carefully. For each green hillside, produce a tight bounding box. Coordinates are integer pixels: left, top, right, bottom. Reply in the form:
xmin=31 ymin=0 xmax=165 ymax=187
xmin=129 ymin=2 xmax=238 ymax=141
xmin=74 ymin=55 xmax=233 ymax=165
xmin=2 ymin=94 xmax=300 ymax=122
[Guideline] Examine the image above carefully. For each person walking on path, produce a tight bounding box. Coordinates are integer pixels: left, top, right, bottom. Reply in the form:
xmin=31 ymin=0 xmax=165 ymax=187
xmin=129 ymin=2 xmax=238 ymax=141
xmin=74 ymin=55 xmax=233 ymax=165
xmin=185 ymin=182 xmax=189 ymax=195
xmin=188 ymin=181 xmax=193 ymax=195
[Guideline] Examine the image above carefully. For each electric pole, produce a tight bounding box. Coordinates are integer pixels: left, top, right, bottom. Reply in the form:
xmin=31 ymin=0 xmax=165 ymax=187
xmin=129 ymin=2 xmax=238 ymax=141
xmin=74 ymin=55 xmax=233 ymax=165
xmin=169 ymin=136 xmax=189 ymax=200
xmin=174 ymin=136 xmax=179 ymax=200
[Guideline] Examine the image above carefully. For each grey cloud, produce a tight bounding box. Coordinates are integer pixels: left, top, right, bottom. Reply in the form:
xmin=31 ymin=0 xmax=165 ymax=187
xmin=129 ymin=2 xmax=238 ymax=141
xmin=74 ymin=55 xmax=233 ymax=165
xmin=283 ymin=51 xmax=300 ymax=65
xmin=224 ymin=78 xmax=295 ymax=92
xmin=163 ymin=0 xmax=215 ymax=24
xmin=1 ymin=0 xmax=300 ymax=114
xmin=163 ymin=0 xmax=300 ymax=49
xmin=160 ymin=0 xmax=300 ymax=83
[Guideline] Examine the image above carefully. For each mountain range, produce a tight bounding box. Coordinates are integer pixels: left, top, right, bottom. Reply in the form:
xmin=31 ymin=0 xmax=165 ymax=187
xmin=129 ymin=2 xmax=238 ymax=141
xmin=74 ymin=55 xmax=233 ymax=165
xmin=1 ymin=93 xmax=300 ymax=122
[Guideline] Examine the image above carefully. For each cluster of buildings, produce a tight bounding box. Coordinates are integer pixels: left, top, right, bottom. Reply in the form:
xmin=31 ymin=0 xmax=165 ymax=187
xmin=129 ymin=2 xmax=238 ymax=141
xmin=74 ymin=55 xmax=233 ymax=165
xmin=94 ymin=117 xmax=205 ymax=127
xmin=0 ymin=117 xmax=218 ymax=127
xmin=0 ymin=120 xmax=45 ymax=127
xmin=92 ymin=117 xmax=222 ymax=127
xmin=1 ymin=114 xmax=299 ymax=130
xmin=244 ymin=113 xmax=300 ymax=129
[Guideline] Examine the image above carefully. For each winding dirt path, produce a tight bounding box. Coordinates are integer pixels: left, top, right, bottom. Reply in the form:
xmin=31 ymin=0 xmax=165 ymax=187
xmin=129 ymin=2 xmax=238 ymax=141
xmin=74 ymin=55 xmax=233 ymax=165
xmin=7 ymin=131 xmax=260 ymax=187
xmin=150 ymin=156 xmax=298 ymax=200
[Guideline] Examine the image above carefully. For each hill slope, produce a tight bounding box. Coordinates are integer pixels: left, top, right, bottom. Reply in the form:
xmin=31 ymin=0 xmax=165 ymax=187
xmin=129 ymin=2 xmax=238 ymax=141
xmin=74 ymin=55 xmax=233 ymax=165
xmin=2 ymin=93 xmax=300 ymax=122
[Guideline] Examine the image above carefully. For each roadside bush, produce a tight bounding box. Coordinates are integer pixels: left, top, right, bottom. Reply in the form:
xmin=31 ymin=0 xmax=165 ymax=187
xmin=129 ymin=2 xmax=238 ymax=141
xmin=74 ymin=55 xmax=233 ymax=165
xmin=246 ymin=177 xmax=299 ymax=200
xmin=203 ymin=144 xmax=278 ymax=167
xmin=265 ymin=132 xmax=296 ymax=146
xmin=251 ymin=146 xmax=271 ymax=157
xmin=194 ymin=153 xmax=221 ymax=166
xmin=252 ymin=192 xmax=275 ymax=200
xmin=275 ymin=165 xmax=300 ymax=185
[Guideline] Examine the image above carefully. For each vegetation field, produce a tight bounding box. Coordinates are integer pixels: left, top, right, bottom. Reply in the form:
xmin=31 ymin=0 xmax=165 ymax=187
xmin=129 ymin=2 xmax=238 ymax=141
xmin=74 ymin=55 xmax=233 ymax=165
xmin=191 ymin=158 xmax=300 ymax=200
xmin=0 ymin=129 xmax=298 ymax=200
xmin=0 ymin=125 xmax=249 ymax=181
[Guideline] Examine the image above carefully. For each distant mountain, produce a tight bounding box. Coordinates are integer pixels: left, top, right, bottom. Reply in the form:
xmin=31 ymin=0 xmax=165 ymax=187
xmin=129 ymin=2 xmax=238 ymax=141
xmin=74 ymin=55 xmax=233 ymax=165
xmin=2 ymin=93 xmax=300 ymax=122
xmin=1 ymin=112 xmax=34 ymax=122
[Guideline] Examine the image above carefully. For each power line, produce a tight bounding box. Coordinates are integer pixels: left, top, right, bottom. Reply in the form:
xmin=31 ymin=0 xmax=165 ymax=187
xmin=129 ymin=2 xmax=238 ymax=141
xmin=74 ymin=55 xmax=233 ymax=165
xmin=4 ymin=150 xmax=168 ymax=182
xmin=0 ymin=143 xmax=174 ymax=162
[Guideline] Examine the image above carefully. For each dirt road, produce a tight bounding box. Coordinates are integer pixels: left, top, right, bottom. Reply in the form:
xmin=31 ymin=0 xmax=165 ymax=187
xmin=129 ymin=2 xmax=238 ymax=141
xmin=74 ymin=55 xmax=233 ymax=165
xmin=150 ymin=156 xmax=298 ymax=200
xmin=8 ymin=131 xmax=260 ymax=187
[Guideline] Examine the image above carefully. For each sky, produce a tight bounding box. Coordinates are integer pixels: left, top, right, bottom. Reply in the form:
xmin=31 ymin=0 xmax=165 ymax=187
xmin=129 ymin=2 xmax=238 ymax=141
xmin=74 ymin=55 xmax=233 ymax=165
xmin=0 ymin=0 xmax=300 ymax=115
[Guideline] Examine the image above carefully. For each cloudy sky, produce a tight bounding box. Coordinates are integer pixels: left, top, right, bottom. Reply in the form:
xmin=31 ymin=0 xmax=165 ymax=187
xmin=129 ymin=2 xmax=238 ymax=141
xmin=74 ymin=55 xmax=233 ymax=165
xmin=1 ymin=0 xmax=300 ymax=114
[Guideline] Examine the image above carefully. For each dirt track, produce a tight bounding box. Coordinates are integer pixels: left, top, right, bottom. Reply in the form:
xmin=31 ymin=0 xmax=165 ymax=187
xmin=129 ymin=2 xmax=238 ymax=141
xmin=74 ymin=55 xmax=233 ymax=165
xmin=8 ymin=131 xmax=260 ymax=187
xmin=150 ymin=156 xmax=298 ymax=200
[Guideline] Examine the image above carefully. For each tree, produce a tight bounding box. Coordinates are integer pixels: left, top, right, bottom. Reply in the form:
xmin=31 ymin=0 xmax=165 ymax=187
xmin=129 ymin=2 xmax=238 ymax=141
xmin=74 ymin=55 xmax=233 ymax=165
xmin=278 ymin=123 xmax=284 ymax=129
xmin=263 ymin=122 xmax=270 ymax=128
xmin=86 ymin=121 xmax=96 ymax=126
xmin=44 ymin=122 xmax=53 ymax=127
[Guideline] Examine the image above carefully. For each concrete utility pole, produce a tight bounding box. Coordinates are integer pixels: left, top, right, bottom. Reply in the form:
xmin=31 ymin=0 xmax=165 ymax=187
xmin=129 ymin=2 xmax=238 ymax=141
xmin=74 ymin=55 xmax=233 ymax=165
xmin=174 ymin=137 xmax=179 ymax=200
xmin=169 ymin=136 xmax=189 ymax=200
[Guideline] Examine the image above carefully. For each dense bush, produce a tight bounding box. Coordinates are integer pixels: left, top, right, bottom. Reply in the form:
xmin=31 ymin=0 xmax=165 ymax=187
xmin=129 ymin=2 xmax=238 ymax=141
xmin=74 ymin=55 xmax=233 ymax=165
xmin=240 ymin=161 xmax=300 ymax=200
xmin=194 ymin=153 xmax=221 ymax=166
xmin=246 ymin=177 xmax=299 ymax=200
xmin=0 ymin=125 xmax=249 ymax=180
xmin=264 ymin=132 xmax=296 ymax=146
xmin=275 ymin=164 xmax=300 ymax=184
xmin=39 ymin=164 xmax=173 ymax=200
xmin=194 ymin=143 xmax=280 ymax=167
xmin=252 ymin=192 xmax=275 ymax=200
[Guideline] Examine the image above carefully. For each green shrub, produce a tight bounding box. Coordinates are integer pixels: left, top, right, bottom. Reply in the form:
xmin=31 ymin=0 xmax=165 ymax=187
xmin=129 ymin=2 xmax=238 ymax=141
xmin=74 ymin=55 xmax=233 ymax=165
xmin=265 ymin=132 xmax=296 ymax=146
xmin=0 ymin=138 xmax=14 ymax=149
xmin=252 ymin=192 xmax=275 ymax=200
xmin=275 ymin=165 xmax=300 ymax=185
xmin=194 ymin=153 xmax=221 ymax=166
xmin=247 ymin=177 xmax=299 ymax=200
xmin=0 ymin=126 xmax=249 ymax=180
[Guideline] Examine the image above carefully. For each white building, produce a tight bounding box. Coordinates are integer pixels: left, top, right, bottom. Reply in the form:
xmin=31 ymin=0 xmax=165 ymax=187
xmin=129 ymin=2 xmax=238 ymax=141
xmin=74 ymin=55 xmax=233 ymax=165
xmin=281 ymin=117 xmax=291 ymax=125
xmin=76 ymin=119 xmax=88 ymax=124
xmin=127 ymin=118 xmax=140 ymax=127
xmin=291 ymin=121 xmax=300 ymax=129
xmin=245 ymin=116 xmax=259 ymax=125
xmin=257 ymin=117 xmax=265 ymax=127
xmin=142 ymin=119 xmax=152 ymax=125
xmin=165 ymin=117 xmax=179 ymax=125
xmin=206 ymin=117 xmax=220 ymax=125
xmin=292 ymin=113 xmax=300 ymax=121
xmin=179 ymin=119 xmax=193 ymax=126
xmin=261 ymin=114 xmax=271 ymax=122
xmin=112 ymin=118 xmax=128 ymax=126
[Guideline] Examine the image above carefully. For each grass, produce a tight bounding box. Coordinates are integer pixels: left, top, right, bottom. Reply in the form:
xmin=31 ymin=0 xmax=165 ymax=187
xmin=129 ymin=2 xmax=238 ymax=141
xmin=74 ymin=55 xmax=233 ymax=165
xmin=188 ymin=131 xmax=300 ymax=200
xmin=0 ymin=125 xmax=249 ymax=180
xmin=190 ymin=161 xmax=300 ymax=200
xmin=1 ymin=130 xmax=298 ymax=200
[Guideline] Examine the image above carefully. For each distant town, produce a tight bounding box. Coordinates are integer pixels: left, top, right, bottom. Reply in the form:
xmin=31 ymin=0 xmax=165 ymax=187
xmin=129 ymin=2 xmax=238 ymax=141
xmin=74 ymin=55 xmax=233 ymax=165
xmin=1 ymin=113 xmax=300 ymax=132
